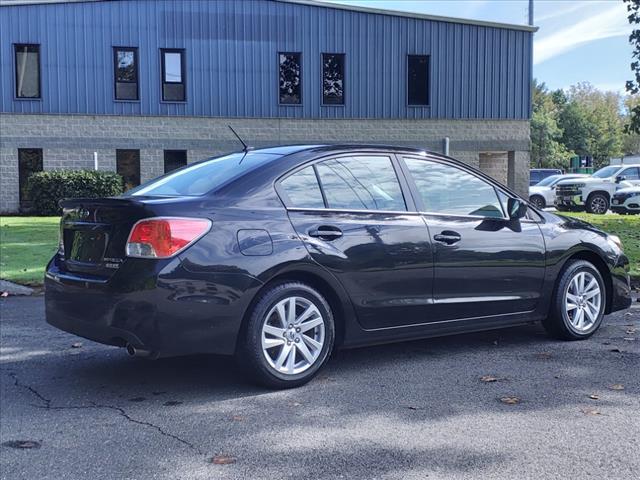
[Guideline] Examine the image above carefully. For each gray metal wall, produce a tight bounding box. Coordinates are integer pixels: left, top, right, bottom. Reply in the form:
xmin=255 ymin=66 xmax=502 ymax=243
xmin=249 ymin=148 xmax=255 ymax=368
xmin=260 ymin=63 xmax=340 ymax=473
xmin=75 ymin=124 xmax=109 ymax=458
xmin=0 ymin=0 xmax=533 ymax=119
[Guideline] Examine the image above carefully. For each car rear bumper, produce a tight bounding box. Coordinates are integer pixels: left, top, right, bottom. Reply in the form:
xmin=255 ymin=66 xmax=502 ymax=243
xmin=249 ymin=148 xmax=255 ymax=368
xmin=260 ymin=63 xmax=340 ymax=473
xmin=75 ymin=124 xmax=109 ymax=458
xmin=44 ymin=256 xmax=263 ymax=357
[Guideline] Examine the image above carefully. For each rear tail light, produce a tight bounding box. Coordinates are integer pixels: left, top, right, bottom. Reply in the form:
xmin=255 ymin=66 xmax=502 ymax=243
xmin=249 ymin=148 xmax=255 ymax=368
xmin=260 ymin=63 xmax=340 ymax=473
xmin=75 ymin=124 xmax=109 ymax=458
xmin=126 ymin=217 xmax=211 ymax=259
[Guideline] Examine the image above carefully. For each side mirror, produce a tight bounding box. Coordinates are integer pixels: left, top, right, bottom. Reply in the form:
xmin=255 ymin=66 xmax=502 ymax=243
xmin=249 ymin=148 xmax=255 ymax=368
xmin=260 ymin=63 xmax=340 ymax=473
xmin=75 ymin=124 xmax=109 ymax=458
xmin=507 ymin=198 xmax=528 ymax=219
xmin=615 ymin=175 xmax=626 ymax=183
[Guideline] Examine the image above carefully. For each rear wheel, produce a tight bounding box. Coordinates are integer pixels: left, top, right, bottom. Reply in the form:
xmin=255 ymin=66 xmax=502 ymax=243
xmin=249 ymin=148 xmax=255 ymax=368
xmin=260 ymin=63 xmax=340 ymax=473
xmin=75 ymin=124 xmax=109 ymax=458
xmin=530 ymin=195 xmax=545 ymax=209
xmin=586 ymin=193 xmax=609 ymax=214
xmin=542 ymin=260 xmax=606 ymax=340
xmin=238 ymin=282 xmax=335 ymax=388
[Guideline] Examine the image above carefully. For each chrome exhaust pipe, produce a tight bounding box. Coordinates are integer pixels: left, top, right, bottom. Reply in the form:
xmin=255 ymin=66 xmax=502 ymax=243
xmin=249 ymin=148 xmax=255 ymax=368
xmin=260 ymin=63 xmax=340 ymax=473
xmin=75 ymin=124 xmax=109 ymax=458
xmin=125 ymin=343 xmax=154 ymax=358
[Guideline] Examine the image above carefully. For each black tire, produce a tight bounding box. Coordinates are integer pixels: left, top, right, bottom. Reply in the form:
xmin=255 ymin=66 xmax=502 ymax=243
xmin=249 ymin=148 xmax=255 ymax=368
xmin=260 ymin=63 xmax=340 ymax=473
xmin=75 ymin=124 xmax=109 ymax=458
xmin=542 ymin=260 xmax=606 ymax=340
xmin=555 ymin=205 xmax=571 ymax=212
xmin=585 ymin=192 xmax=609 ymax=214
xmin=530 ymin=195 xmax=545 ymax=209
xmin=237 ymin=281 xmax=335 ymax=389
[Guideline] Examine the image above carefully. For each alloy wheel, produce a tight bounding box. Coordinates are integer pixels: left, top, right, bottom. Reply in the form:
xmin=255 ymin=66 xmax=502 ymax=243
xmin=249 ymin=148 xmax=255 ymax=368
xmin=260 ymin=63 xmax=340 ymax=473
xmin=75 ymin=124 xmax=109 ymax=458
xmin=589 ymin=196 xmax=608 ymax=214
xmin=261 ymin=296 xmax=326 ymax=375
xmin=564 ymin=271 xmax=602 ymax=332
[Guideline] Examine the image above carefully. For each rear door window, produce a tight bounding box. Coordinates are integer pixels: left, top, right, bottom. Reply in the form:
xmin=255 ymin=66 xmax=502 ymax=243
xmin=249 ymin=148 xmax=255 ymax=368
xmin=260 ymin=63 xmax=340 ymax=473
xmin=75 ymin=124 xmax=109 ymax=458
xmin=315 ymin=156 xmax=406 ymax=211
xmin=280 ymin=166 xmax=325 ymax=208
xmin=404 ymin=158 xmax=504 ymax=218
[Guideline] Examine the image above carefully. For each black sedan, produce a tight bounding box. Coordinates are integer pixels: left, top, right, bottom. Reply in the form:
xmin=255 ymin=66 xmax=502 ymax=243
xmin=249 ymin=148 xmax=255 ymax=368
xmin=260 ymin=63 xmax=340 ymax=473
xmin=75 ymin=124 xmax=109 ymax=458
xmin=45 ymin=145 xmax=632 ymax=388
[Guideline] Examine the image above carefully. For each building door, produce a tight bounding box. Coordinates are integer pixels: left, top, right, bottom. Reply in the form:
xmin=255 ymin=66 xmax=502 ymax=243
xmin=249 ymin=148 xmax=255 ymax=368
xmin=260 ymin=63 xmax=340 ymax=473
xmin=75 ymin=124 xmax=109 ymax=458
xmin=164 ymin=150 xmax=187 ymax=173
xmin=18 ymin=148 xmax=43 ymax=210
xmin=116 ymin=149 xmax=141 ymax=191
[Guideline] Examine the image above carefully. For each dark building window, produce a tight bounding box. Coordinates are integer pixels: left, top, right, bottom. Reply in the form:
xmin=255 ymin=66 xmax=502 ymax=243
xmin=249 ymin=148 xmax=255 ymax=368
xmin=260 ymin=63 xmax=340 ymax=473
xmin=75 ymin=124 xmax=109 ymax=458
xmin=322 ymin=53 xmax=345 ymax=105
xmin=161 ymin=49 xmax=186 ymax=102
xmin=164 ymin=150 xmax=187 ymax=173
xmin=279 ymin=52 xmax=301 ymax=105
xmin=114 ymin=47 xmax=139 ymax=101
xmin=18 ymin=148 xmax=43 ymax=208
xmin=116 ymin=149 xmax=141 ymax=190
xmin=407 ymin=55 xmax=430 ymax=106
xmin=14 ymin=44 xmax=40 ymax=99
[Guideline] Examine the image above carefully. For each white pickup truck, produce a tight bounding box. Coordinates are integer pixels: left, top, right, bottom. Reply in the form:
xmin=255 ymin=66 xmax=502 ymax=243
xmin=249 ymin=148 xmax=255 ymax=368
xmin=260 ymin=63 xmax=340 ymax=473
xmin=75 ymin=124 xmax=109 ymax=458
xmin=554 ymin=164 xmax=640 ymax=214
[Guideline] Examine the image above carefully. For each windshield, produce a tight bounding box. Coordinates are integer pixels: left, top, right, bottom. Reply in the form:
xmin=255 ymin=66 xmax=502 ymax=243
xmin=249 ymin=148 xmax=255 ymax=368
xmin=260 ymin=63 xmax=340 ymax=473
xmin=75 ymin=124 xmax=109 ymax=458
xmin=535 ymin=175 xmax=561 ymax=187
xmin=592 ymin=166 xmax=620 ymax=179
xmin=125 ymin=152 xmax=278 ymax=197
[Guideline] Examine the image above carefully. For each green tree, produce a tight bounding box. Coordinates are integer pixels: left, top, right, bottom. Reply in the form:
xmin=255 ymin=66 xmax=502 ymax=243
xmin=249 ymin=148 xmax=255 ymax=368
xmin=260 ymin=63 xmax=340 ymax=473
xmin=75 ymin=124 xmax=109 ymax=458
xmin=530 ymin=80 xmax=573 ymax=168
xmin=559 ymin=83 xmax=624 ymax=169
xmin=624 ymin=0 xmax=640 ymax=134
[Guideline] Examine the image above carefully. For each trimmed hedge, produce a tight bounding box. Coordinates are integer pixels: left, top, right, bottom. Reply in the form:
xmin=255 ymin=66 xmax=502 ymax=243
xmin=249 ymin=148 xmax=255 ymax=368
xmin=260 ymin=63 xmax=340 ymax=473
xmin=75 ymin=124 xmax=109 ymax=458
xmin=25 ymin=170 xmax=124 ymax=215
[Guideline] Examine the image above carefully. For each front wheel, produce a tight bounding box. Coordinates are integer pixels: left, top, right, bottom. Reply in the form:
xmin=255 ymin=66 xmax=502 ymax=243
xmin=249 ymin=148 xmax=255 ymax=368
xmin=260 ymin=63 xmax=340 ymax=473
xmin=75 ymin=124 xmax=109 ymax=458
xmin=542 ymin=260 xmax=606 ymax=340
xmin=586 ymin=193 xmax=609 ymax=214
xmin=238 ymin=282 xmax=335 ymax=388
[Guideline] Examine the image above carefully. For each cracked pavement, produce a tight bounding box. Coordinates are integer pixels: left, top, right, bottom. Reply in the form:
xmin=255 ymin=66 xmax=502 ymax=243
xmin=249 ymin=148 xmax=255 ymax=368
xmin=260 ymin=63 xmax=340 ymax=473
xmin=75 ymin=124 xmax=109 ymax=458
xmin=1 ymin=295 xmax=639 ymax=479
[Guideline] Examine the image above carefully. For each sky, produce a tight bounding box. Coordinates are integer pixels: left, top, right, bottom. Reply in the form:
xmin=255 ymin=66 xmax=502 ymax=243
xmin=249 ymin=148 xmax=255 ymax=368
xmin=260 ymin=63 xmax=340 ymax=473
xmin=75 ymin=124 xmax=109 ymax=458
xmin=321 ymin=0 xmax=633 ymax=95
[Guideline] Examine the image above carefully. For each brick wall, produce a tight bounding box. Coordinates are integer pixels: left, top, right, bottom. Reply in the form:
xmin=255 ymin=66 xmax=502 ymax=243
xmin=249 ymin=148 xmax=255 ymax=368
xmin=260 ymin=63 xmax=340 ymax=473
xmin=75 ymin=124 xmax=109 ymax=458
xmin=0 ymin=113 xmax=530 ymax=212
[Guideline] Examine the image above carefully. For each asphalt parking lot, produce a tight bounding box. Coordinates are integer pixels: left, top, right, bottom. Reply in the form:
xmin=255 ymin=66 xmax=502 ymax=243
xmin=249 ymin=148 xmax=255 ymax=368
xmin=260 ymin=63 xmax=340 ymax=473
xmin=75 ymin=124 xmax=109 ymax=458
xmin=1 ymin=295 xmax=639 ymax=480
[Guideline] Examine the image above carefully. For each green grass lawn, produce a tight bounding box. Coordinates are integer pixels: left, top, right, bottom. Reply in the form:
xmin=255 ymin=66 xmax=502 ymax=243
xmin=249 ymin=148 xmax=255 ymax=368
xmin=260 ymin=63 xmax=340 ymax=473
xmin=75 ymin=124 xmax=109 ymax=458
xmin=0 ymin=213 xmax=638 ymax=286
xmin=558 ymin=212 xmax=640 ymax=278
xmin=0 ymin=216 xmax=59 ymax=285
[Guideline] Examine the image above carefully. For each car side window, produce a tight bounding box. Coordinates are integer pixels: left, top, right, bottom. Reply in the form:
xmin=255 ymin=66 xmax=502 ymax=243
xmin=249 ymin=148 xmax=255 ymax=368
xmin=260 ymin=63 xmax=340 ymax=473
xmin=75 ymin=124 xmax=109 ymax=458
xmin=404 ymin=158 xmax=504 ymax=218
xmin=280 ymin=166 xmax=325 ymax=208
xmin=315 ymin=156 xmax=406 ymax=211
xmin=621 ymin=167 xmax=640 ymax=180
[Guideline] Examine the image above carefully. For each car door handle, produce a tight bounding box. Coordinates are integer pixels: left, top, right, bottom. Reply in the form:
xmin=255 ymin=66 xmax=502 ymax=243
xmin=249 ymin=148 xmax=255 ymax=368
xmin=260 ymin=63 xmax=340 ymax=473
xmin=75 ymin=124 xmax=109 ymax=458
xmin=433 ymin=231 xmax=461 ymax=245
xmin=308 ymin=226 xmax=343 ymax=240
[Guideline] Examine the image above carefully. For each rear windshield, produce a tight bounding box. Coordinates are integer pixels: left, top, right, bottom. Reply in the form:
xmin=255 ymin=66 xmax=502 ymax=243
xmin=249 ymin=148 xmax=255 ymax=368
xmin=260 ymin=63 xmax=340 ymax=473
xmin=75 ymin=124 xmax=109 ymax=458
xmin=125 ymin=152 xmax=277 ymax=197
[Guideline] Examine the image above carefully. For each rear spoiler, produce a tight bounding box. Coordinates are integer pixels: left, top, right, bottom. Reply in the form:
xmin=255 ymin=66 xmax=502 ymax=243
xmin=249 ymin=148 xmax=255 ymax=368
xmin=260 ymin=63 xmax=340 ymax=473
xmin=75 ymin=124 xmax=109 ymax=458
xmin=59 ymin=197 xmax=144 ymax=209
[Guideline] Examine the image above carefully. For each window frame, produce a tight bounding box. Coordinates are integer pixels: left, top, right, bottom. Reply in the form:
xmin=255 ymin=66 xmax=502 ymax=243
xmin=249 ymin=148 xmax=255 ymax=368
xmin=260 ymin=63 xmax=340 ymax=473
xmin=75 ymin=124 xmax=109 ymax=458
xmin=160 ymin=48 xmax=186 ymax=103
xmin=14 ymin=43 xmax=41 ymax=100
xmin=275 ymin=151 xmax=416 ymax=213
xmin=278 ymin=51 xmax=303 ymax=106
xmin=113 ymin=46 xmax=139 ymax=102
xmin=321 ymin=52 xmax=345 ymax=106
xmin=399 ymin=155 xmax=511 ymax=221
xmin=406 ymin=54 xmax=430 ymax=107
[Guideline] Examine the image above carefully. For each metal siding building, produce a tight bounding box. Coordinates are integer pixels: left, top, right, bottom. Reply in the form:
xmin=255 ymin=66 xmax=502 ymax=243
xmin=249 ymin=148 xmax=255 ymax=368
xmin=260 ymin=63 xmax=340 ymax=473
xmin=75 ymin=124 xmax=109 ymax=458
xmin=0 ymin=0 xmax=536 ymax=213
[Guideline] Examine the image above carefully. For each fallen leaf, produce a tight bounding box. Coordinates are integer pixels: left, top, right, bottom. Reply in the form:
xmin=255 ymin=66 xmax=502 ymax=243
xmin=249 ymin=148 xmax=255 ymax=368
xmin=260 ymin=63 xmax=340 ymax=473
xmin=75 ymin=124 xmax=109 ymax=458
xmin=231 ymin=415 xmax=244 ymax=421
xmin=480 ymin=375 xmax=499 ymax=383
xmin=1 ymin=292 xmax=8 ymax=297
xmin=626 ymin=328 xmax=637 ymax=334
xmin=536 ymin=351 xmax=552 ymax=359
xmin=1 ymin=440 xmax=41 ymax=449
xmin=588 ymin=394 xmax=599 ymax=400
xmin=211 ymin=455 xmax=236 ymax=465
xmin=581 ymin=407 xmax=601 ymax=416
xmin=499 ymin=396 xmax=520 ymax=405
xmin=288 ymin=401 xmax=302 ymax=407
xmin=492 ymin=340 xmax=499 ymax=346
xmin=609 ymin=384 xmax=625 ymax=391
xmin=71 ymin=342 xmax=83 ymax=348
